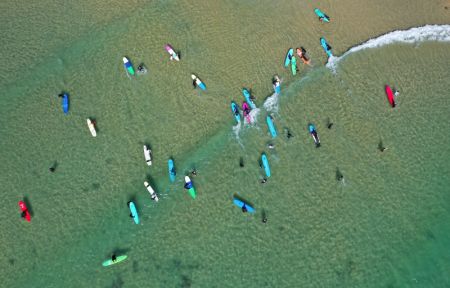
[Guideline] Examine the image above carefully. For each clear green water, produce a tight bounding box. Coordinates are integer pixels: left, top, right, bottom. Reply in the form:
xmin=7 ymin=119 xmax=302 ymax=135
xmin=1 ymin=1 xmax=449 ymax=287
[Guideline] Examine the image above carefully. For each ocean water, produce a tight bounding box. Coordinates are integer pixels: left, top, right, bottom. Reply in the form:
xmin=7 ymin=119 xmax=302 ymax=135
xmin=1 ymin=1 xmax=450 ymax=287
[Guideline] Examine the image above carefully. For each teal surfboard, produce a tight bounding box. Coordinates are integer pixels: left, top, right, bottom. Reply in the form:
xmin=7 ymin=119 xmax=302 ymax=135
xmin=284 ymin=48 xmax=294 ymax=67
xmin=314 ymin=8 xmax=330 ymax=22
xmin=320 ymin=38 xmax=333 ymax=57
xmin=242 ymin=88 xmax=256 ymax=109
xmin=128 ymin=202 xmax=139 ymax=224
xmin=102 ymin=255 xmax=128 ymax=267
xmin=231 ymin=101 xmax=240 ymax=123
xmin=266 ymin=115 xmax=277 ymax=138
xmin=168 ymin=159 xmax=176 ymax=183
xmin=261 ymin=153 xmax=271 ymax=177
xmin=233 ymin=198 xmax=255 ymax=213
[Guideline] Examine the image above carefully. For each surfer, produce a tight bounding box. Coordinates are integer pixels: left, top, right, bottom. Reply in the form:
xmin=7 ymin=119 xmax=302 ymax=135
xmin=287 ymin=129 xmax=293 ymax=139
xmin=137 ymin=64 xmax=147 ymax=74
xmin=242 ymin=204 xmax=248 ymax=213
xmin=192 ymin=79 xmax=197 ymax=88
xmin=336 ymin=169 xmax=344 ymax=182
xmin=49 ymin=161 xmax=57 ymax=173
xmin=112 ymin=255 xmax=117 ymax=262
xmin=273 ymin=75 xmax=281 ymax=87
xmin=296 ymin=47 xmax=311 ymax=65
xmin=326 ymin=118 xmax=334 ymax=129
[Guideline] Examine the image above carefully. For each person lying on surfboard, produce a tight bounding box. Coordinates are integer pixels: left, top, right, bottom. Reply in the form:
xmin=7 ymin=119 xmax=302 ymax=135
xmin=296 ymin=47 xmax=311 ymax=65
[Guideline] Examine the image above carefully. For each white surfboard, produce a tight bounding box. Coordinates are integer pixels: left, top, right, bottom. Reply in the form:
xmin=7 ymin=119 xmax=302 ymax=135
xmin=87 ymin=119 xmax=97 ymax=137
xmin=191 ymin=74 xmax=201 ymax=86
xmin=143 ymin=145 xmax=152 ymax=166
xmin=144 ymin=181 xmax=158 ymax=202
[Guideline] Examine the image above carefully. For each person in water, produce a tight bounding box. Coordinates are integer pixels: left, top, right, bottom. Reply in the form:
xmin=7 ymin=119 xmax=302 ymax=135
xmin=287 ymin=130 xmax=293 ymax=139
xmin=260 ymin=178 xmax=267 ymax=184
xmin=394 ymin=89 xmax=400 ymax=97
xmin=239 ymin=157 xmax=244 ymax=167
xmin=191 ymin=168 xmax=197 ymax=176
xmin=267 ymin=143 xmax=275 ymax=149
xmin=273 ymin=75 xmax=281 ymax=87
xmin=262 ymin=217 xmax=267 ymax=223
xmin=49 ymin=167 xmax=55 ymax=172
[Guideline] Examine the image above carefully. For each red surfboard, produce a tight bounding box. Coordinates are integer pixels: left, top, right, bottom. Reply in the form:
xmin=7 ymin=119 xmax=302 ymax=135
xmin=18 ymin=201 xmax=31 ymax=222
xmin=385 ymin=85 xmax=396 ymax=108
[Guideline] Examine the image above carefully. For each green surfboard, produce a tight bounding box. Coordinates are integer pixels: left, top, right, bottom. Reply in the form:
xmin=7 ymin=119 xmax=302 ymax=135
xmin=102 ymin=255 xmax=128 ymax=267
xmin=291 ymin=55 xmax=297 ymax=75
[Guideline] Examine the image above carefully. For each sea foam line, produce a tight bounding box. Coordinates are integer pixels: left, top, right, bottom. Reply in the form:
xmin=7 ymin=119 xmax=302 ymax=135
xmin=326 ymin=24 xmax=450 ymax=72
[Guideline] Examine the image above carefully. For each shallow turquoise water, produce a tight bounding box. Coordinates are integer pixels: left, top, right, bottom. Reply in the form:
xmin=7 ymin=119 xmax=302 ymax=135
xmin=1 ymin=1 xmax=449 ymax=287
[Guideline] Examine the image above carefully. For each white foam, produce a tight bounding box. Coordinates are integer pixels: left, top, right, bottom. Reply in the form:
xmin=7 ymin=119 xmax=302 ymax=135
xmin=248 ymin=107 xmax=261 ymax=124
xmin=263 ymin=93 xmax=280 ymax=113
xmin=327 ymin=25 xmax=450 ymax=72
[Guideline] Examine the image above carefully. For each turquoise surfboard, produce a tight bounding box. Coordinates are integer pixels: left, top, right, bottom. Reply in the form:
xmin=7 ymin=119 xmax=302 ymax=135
xmin=261 ymin=153 xmax=271 ymax=177
xmin=266 ymin=115 xmax=277 ymax=138
xmin=168 ymin=159 xmax=176 ymax=183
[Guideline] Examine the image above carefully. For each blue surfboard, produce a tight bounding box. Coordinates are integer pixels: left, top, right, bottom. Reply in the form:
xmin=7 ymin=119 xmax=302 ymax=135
xmin=62 ymin=93 xmax=69 ymax=114
xmin=261 ymin=153 xmax=271 ymax=177
xmin=168 ymin=159 xmax=176 ymax=183
xmin=314 ymin=8 xmax=330 ymax=22
xmin=231 ymin=101 xmax=240 ymax=123
xmin=128 ymin=202 xmax=139 ymax=224
xmin=274 ymin=83 xmax=281 ymax=94
xmin=233 ymin=198 xmax=255 ymax=213
xmin=320 ymin=38 xmax=333 ymax=57
xmin=266 ymin=115 xmax=277 ymax=138
xmin=242 ymin=88 xmax=256 ymax=109
xmin=284 ymin=48 xmax=294 ymax=67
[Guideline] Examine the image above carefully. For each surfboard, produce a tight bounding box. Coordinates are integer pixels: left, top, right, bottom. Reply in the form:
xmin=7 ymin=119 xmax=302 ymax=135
xmin=87 ymin=118 xmax=97 ymax=137
xmin=233 ymin=198 xmax=255 ymax=213
xmin=144 ymin=181 xmax=159 ymax=202
xmin=385 ymin=85 xmax=396 ymax=108
xmin=242 ymin=88 xmax=256 ymax=109
xmin=102 ymin=255 xmax=128 ymax=267
xmin=308 ymin=124 xmax=321 ymax=147
xmin=18 ymin=201 xmax=31 ymax=222
xmin=231 ymin=101 xmax=241 ymax=123
xmin=165 ymin=44 xmax=180 ymax=61
xmin=123 ymin=57 xmax=135 ymax=76
xmin=184 ymin=176 xmax=196 ymax=199
xmin=314 ymin=8 xmax=330 ymax=22
xmin=291 ymin=54 xmax=297 ymax=75
xmin=320 ymin=38 xmax=333 ymax=57
xmin=242 ymin=102 xmax=251 ymax=124
xmin=191 ymin=74 xmax=206 ymax=91
xmin=128 ymin=202 xmax=139 ymax=224
xmin=143 ymin=145 xmax=152 ymax=166
xmin=168 ymin=159 xmax=176 ymax=183
xmin=261 ymin=153 xmax=271 ymax=177
xmin=62 ymin=93 xmax=69 ymax=114
xmin=266 ymin=115 xmax=277 ymax=138
xmin=284 ymin=48 xmax=294 ymax=67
